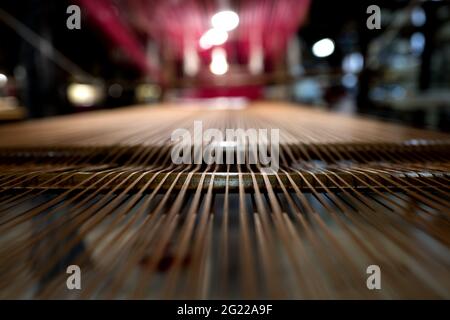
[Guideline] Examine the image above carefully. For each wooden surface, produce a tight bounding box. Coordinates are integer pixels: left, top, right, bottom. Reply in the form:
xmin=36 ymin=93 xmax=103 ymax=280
xmin=0 ymin=102 xmax=449 ymax=148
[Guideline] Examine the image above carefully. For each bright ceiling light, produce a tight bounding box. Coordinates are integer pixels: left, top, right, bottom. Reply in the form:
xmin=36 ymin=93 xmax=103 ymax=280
xmin=211 ymin=10 xmax=239 ymax=31
xmin=199 ymin=28 xmax=228 ymax=49
xmin=411 ymin=7 xmax=426 ymax=27
xmin=210 ymin=48 xmax=228 ymax=75
xmin=312 ymin=38 xmax=335 ymax=58
xmin=342 ymin=52 xmax=364 ymax=73
xmin=67 ymin=83 xmax=101 ymax=107
xmin=0 ymin=73 xmax=7 ymax=87
xmin=410 ymin=32 xmax=425 ymax=55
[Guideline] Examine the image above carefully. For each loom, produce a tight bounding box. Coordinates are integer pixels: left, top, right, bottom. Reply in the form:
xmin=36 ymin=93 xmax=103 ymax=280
xmin=0 ymin=102 xmax=449 ymax=299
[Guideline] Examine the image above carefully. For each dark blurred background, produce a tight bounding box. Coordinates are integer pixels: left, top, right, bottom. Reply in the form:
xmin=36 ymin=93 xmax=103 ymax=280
xmin=0 ymin=0 xmax=449 ymax=131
